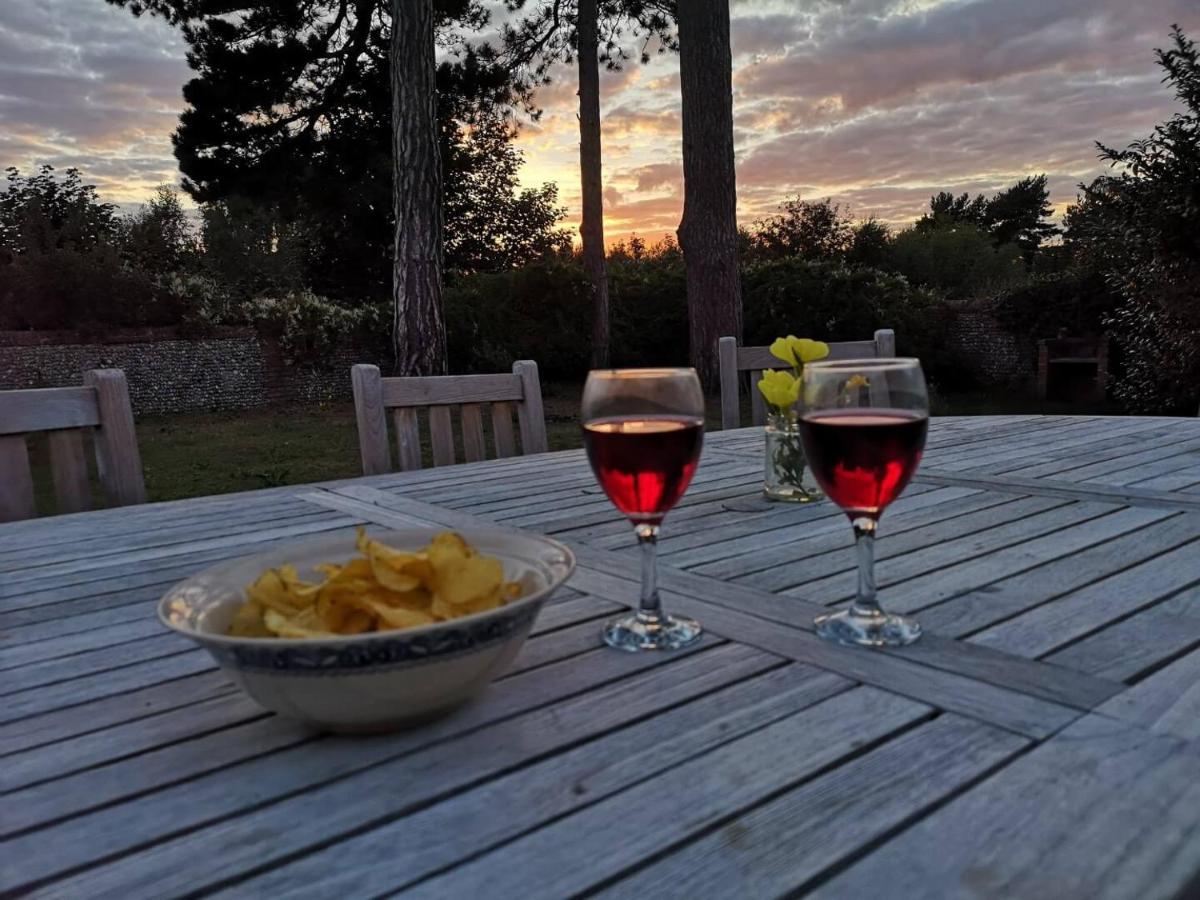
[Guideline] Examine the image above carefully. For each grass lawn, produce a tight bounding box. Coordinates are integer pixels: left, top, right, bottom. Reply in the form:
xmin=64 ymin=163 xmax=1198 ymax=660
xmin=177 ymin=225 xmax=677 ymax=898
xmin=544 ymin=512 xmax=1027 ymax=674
xmin=27 ymin=382 xmax=591 ymax=513
xmin=25 ymin=381 xmax=1122 ymax=515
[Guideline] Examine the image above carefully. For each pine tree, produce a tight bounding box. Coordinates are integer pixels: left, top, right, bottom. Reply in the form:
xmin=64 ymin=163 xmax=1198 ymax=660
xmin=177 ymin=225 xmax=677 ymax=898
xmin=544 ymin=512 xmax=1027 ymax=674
xmin=501 ymin=1 xmax=675 ymax=367
xmin=676 ymin=0 xmax=741 ymax=389
xmin=107 ymin=0 xmax=520 ymax=372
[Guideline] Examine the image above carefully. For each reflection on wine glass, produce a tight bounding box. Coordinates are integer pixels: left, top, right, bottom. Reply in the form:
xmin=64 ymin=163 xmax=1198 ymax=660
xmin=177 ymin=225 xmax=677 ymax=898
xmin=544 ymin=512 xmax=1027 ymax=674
xmin=582 ymin=369 xmax=705 ymax=651
xmin=798 ymin=358 xmax=930 ymax=647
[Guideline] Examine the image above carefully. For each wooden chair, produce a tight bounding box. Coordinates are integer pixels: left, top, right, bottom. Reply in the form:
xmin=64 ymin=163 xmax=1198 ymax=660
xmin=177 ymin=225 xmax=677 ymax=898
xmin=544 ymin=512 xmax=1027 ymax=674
xmin=718 ymin=329 xmax=897 ymax=429
xmin=0 ymin=369 xmax=147 ymax=522
xmin=351 ymin=361 xmax=549 ymax=474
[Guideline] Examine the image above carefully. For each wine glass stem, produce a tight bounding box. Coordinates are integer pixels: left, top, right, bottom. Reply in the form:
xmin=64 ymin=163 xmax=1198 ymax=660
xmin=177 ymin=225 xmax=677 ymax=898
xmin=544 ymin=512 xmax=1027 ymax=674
xmin=635 ymin=522 xmax=663 ymax=624
xmin=849 ymin=517 xmax=884 ymax=620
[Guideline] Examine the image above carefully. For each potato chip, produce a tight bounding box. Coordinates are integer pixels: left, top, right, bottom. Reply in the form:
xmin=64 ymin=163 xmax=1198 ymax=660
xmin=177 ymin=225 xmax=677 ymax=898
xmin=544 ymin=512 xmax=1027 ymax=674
xmin=228 ymin=600 xmax=271 ymax=637
xmin=435 ymin=555 xmax=505 ymax=606
xmin=246 ymin=570 xmax=302 ymax=616
xmin=229 ymin=528 xmax=523 ymax=639
xmin=361 ymin=597 xmax=437 ymax=630
xmin=263 ymin=608 xmax=336 ymax=638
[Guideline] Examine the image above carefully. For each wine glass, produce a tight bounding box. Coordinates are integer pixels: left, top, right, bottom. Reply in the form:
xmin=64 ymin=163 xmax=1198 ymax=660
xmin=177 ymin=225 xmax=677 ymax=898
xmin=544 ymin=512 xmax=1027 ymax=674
xmin=582 ymin=368 xmax=705 ymax=651
xmin=797 ymin=358 xmax=930 ymax=647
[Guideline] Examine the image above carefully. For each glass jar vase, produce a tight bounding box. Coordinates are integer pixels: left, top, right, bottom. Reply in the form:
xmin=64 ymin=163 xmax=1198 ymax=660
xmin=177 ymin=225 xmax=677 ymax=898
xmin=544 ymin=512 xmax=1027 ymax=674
xmin=763 ymin=414 xmax=823 ymax=503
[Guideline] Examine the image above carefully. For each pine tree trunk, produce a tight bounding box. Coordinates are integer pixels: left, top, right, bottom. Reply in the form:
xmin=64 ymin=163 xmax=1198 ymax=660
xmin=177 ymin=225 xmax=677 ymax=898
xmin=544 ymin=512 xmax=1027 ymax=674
xmin=390 ymin=0 xmax=447 ymax=375
xmin=577 ymin=0 xmax=611 ymax=368
xmin=676 ymin=0 xmax=742 ymax=390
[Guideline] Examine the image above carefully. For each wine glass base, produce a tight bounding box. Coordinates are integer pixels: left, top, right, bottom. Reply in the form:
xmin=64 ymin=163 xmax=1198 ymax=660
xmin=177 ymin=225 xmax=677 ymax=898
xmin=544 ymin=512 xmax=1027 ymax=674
xmin=603 ymin=614 xmax=702 ymax=652
xmin=815 ymin=609 xmax=922 ymax=647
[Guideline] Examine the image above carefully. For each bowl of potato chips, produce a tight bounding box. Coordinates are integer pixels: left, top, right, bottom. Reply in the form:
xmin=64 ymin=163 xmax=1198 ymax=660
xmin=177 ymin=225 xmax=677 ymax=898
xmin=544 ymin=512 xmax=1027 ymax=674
xmin=158 ymin=527 xmax=575 ymax=732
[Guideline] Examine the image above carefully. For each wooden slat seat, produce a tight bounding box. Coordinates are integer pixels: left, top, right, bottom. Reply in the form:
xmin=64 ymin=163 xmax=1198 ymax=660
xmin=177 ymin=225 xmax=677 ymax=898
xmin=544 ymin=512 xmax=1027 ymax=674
xmin=0 ymin=369 xmax=147 ymax=522
xmin=717 ymin=329 xmax=897 ymax=429
xmin=351 ymin=361 xmax=549 ymax=474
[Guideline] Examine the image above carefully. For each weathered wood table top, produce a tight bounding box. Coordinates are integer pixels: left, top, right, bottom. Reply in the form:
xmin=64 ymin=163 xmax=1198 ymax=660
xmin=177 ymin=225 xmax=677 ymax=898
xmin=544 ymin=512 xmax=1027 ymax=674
xmin=3 ymin=414 xmax=1200 ymax=898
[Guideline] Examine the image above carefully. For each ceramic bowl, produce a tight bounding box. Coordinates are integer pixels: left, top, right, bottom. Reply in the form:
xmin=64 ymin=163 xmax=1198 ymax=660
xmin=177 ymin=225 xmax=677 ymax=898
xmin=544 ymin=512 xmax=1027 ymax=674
xmin=158 ymin=527 xmax=575 ymax=732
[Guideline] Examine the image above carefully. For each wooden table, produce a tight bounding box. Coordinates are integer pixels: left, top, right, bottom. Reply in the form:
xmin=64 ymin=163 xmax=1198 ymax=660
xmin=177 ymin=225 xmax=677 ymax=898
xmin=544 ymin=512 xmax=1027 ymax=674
xmin=3 ymin=415 xmax=1200 ymax=898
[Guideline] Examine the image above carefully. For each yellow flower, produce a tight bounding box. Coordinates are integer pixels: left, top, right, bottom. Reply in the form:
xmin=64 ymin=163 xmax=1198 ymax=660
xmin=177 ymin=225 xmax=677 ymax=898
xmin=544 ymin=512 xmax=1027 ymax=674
xmin=757 ymin=369 xmax=801 ymax=410
xmin=796 ymin=339 xmax=830 ymax=364
xmin=845 ymin=374 xmax=870 ymax=390
xmin=769 ymin=335 xmax=830 ymax=369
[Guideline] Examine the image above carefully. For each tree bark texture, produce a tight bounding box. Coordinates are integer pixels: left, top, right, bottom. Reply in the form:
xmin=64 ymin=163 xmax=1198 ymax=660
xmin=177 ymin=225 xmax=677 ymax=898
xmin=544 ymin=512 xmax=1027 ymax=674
xmin=676 ymin=0 xmax=743 ymax=390
xmin=391 ymin=0 xmax=447 ymax=375
xmin=577 ymin=0 xmax=611 ymax=369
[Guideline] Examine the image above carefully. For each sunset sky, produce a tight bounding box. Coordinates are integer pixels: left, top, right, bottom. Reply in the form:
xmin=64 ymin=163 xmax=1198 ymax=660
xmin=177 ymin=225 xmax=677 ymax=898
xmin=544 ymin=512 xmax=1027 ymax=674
xmin=2 ymin=0 xmax=1197 ymax=246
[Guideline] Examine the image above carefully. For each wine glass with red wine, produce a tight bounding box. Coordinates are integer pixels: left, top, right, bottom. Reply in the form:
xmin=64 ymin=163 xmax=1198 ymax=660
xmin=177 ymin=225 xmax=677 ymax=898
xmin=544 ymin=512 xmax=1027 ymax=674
xmin=582 ymin=369 xmax=705 ymax=651
xmin=798 ymin=358 xmax=930 ymax=647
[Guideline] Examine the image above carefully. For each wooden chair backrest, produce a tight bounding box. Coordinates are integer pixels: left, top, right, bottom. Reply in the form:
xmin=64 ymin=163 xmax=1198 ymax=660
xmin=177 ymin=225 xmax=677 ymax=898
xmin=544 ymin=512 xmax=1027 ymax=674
xmin=0 ymin=369 xmax=147 ymax=522
xmin=351 ymin=360 xmax=549 ymax=474
xmin=717 ymin=329 xmax=897 ymax=429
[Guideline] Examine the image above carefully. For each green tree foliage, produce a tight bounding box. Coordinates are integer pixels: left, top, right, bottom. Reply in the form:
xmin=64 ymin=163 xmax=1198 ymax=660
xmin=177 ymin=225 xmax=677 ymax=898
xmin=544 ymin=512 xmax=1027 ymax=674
xmin=198 ymin=199 xmax=310 ymax=300
xmin=919 ymin=191 xmax=988 ymax=229
xmin=106 ymin=0 xmax=568 ymax=300
xmin=120 ymin=186 xmax=199 ymax=277
xmin=442 ymin=251 xmax=954 ymax=381
xmin=917 ymin=176 xmax=1058 ymax=260
xmin=0 ymin=167 xmax=181 ymax=330
xmin=499 ymin=0 xmax=675 ymax=80
xmin=0 ymin=165 xmax=117 ymax=259
xmin=985 ymin=175 xmax=1058 ymax=258
xmin=887 ymin=222 xmax=1025 ymax=299
xmin=991 ymin=270 xmax=1120 ymax=340
xmin=442 ymin=116 xmax=572 ymax=273
xmin=741 ymin=258 xmax=957 ymax=382
xmin=1067 ymin=25 xmax=1200 ymax=412
xmin=846 ymin=218 xmax=890 ymax=269
xmin=746 ymin=197 xmax=853 ymax=261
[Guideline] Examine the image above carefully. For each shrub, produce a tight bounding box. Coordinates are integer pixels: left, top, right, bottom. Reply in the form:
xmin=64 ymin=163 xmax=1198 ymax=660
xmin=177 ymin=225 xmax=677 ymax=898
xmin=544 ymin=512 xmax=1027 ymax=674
xmin=242 ymin=290 xmax=388 ymax=367
xmin=444 ymin=262 xmax=592 ymax=378
xmin=1063 ymin=28 xmax=1200 ymax=412
xmin=888 ymin=223 xmax=1026 ymax=300
xmin=608 ymin=251 xmax=688 ymax=368
xmin=990 ymin=270 xmax=1120 ymax=341
xmin=741 ymin=258 xmax=960 ymax=382
xmin=440 ymin=255 xmax=959 ymax=383
xmin=0 ymin=244 xmax=184 ymax=332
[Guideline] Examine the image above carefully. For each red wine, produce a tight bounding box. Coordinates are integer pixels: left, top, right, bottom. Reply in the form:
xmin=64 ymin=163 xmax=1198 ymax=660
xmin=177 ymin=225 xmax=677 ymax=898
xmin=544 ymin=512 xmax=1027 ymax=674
xmin=583 ymin=416 xmax=704 ymax=524
xmin=799 ymin=410 xmax=928 ymax=518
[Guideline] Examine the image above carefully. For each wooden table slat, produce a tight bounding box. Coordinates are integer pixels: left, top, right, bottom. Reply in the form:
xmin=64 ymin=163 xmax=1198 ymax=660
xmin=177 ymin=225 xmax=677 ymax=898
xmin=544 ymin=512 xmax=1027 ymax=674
xmin=4 ymin=414 xmax=1200 ymax=900
xmin=812 ymin=714 xmax=1200 ymax=900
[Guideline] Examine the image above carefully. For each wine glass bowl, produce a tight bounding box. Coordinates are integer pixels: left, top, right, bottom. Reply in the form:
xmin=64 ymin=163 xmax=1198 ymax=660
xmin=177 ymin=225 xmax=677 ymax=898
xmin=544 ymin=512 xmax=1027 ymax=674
xmin=798 ymin=358 xmax=930 ymax=647
xmin=582 ymin=369 xmax=705 ymax=651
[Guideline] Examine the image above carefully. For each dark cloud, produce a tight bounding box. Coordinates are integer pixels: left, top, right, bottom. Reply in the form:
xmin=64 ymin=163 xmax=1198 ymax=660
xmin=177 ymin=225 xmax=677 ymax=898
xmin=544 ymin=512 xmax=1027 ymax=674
xmin=3 ymin=0 xmax=1198 ymax=239
xmin=609 ymin=0 xmax=1200 ymax=233
xmin=0 ymin=0 xmax=189 ymax=202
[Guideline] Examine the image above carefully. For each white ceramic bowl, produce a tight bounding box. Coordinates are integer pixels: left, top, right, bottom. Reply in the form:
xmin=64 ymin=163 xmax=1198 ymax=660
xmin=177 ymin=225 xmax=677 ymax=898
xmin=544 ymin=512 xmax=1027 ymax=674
xmin=158 ymin=527 xmax=576 ymax=732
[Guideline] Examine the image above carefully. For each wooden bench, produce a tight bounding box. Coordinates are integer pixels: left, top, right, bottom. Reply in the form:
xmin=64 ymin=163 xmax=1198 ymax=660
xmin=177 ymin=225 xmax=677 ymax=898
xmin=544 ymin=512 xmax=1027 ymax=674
xmin=0 ymin=369 xmax=146 ymax=522
xmin=351 ymin=361 xmax=549 ymax=474
xmin=717 ymin=329 xmax=896 ymax=428
xmin=1037 ymin=335 xmax=1109 ymax=403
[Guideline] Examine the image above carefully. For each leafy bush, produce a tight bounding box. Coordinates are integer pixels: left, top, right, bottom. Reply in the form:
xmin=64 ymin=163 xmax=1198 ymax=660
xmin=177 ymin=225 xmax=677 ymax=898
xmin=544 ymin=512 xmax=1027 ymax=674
xmin=0 ymin=244 xmax=185 ymax=332
xmin=0 ymin=166 xmax=189 ymax=331
xmin=741 ymin=257 xmax=960 ymax=382
xmin=1065 ymin=27 xmax=1200 ymax=413
xmin=444 ymin=263 xmax=592 ymax=378
xmin=990 ymin=270 xmax=1120 ymax=340
xmin=744 ymin=197 xmax=853 ymax=262
xmin=161 ymin=273 xmax=239 ymax=334
xmin=440 ymin=254 xmax=958 ymax=382
xmin=608 ymin=248 xmax=689 ymax=368
xmin=888 ymin=223 xmax=1026 ymax=300
xmin=242 ymin=290 xmax=388 ymax=367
